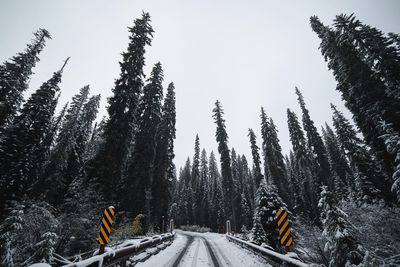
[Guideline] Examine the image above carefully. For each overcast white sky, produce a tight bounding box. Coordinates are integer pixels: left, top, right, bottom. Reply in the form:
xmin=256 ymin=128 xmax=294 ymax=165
xmin=1 ymin=0 xmax=399 ymax=171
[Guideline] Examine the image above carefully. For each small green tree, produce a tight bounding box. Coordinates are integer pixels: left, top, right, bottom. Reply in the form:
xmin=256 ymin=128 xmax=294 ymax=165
xmin=132 ymin=214 xmax=144 ymax=236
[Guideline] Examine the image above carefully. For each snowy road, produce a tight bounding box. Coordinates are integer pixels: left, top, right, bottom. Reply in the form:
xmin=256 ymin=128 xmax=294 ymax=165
xmin=136 ymin=230 xmax=272 ymax=267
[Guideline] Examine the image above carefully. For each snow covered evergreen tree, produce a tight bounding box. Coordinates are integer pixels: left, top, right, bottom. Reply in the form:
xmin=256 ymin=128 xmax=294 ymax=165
xmin=322 ymin=124 xmax=354 ymax=198
xmin=310 ymin=15 xmax=400 ymax=182
xmin=208 ymin=151 xmax=225 ymax=232
xmin=231 ymin=148 xmax=243 ymax=229
xmin=124 ymin=62 xmax=163 ymax=222
xmin=331 ymin=104 xmax=393 ymax=203
xmin=251 ymin=180 xmax=286 ymax=250
xmin=243 ymin=155 xmax=256 ymax=218
xmin=86 ymin=12 xmax=153 ymax=202
xmin=177 ymin=158 xmax=193 ymax=226
xmin=319 ymin=186 xmax=369 ymax=266
xmin=41 ymin=102 xmax=68 ymax=161
xmin=199 ymin=148 xmax=210 ymax=226
xmin=295 ymin=87 xmax=332 ymax=190
xmin=333 ymin=14 xmax=400 ymax=100
xmin=248 ymin=128 xmax=264 ymax=188
xmin=151 ymin=82 xmax=176 ymax=227
xmin=191 ymin=134 xmax=201 ymax=225
xmin=287 ymin=109 xmax=320 ymax=222
xmin=61 ymin=94 xmax=100 ymax=201
xmin=0 ymin=29 xmax=51 ymax=127
xmin=0 ymin=60 xmax=67 ymax=211
xmin=260 ymin=107 xmax=291 ymax=207
xmin=212 ymin=100 xmax=236 ymax=229
xmin=83 ymin=116 xmax=106 ymax=163
xmin=40 ymin=85 xmax=90 ymax=204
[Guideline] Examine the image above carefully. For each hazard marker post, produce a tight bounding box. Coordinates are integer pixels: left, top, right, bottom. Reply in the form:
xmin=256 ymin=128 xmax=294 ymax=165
xmin=97 ymin=206 xmax=116 ymax=254
xmin=274 ymin=209 xmax=293 ymax=251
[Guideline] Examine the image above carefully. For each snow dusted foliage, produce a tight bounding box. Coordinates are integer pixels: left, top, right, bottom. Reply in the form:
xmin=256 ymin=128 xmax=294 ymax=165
xmin=0 ymin=200 xmax=59 ymax=266
xmin=251 ymin=180 xmax=286 ymax=250
xmin=340 ymin=200 xmax=400 ymax=265
xmin=27 ymin=232 xmax=58 ymax=265
xmin=60 ymin=176 xmax=107 ymax=255
xmin=319 ymin=186 xmax=374 ymax=266
xmin=379 ymin=121 xmax=400 ymax=202
xmin=293 ymin=218 xmax=329 ymax=266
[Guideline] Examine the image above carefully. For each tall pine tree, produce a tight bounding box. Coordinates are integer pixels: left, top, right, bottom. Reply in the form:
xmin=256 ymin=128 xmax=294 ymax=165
xmin=310 ymin=15 xmax=400 ymax=182
xmin=260 ymin=107 xmax=291 ymax=207
xmin=0 ymin=59 xmax=68 ymax=210
xmin=40 ymin=86 xmax=90 ymax=204
xmin=295 ymin=87 xmax=332 ymax=190
xmin=331 ymin=104 xmax=394 ymax=203
xmin=0 ymin=29 xmax=51 ymax=127
xmin=191 ymin=134 xmax=201 ymax=225
xmin=124 ymin=63 xmax=163 ymax=222
xmin=287 ymin=109 xmax=319 ymax=222
xmin=322 ymin=123 xmax=353 ymax=198
xmin=212 ymin=100 xmax=236 ymax=230
xmin=151 ymin=82 xmax=176 ymax=227
xmin=248 ymin=128 xmax=263 ymax=188
xmin=86 ymin=13 xmax=153 ymax=202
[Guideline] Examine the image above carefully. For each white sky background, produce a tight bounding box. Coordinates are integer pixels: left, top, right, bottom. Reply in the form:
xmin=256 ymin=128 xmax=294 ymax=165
xmin=1 ymin=0 xmax=399 ymax=172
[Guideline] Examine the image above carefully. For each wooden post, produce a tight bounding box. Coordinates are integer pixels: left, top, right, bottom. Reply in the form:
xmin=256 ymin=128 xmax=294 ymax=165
xmin=170 ymin=219 xmax=174 ymax=233
xmin=226 ymin=220 xmax=231 ymax=235
xmin=99 ymin=244 xmax=105 ymax=254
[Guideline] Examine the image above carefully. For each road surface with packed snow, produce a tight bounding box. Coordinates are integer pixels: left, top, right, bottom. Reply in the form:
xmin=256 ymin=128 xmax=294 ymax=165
xmin=136 ymin=230 xmax=272 ymax=267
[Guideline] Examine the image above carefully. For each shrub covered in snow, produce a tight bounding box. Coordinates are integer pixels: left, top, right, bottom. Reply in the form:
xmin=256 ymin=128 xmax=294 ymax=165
xmin=179 ymin=225 xmax=211 ymax=233
xmin=132 ymin=214 xmax=144 ymax=236
xmin=0 ymin=200 xmax=59 ymax=266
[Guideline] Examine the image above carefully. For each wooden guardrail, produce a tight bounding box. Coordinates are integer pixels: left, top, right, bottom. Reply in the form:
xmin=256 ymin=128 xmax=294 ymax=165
xmin=62 ymin=232 xmax=175 ymax=267
xmin=226 ymin=234 xmax=313 ymax=267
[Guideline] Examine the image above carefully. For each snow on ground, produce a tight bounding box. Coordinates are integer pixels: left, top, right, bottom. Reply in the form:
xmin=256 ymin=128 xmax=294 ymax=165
xmin=136 ymin=232 xmax=189 ymax=266
xmin=201 ymin=231 xmax=273 ymax=267
xmin=136 ymin=230 xmax=272 ymax=267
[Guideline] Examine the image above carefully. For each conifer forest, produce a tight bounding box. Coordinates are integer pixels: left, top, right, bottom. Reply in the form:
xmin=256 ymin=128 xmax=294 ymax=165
xmin=1 ymin=2 xmax=400 ymax=267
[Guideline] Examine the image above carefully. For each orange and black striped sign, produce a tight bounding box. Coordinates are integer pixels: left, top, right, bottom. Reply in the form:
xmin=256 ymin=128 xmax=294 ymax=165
xmin=97 ymin=206 xmax=116 ymax=245
xmin=274 ymin=209 xmax=293 ymax=248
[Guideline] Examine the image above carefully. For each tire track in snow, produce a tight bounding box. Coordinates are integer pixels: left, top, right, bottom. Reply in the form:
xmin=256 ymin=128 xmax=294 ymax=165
xmin=202 ymin=237 xmax=221 ymax=267
xmin=207 ymin=237 xmax=233 ymax=266
xmin=190 ymin=238 xmax=201 ymax=267
xmin=171 ymin=233 xmax=194 ymax=267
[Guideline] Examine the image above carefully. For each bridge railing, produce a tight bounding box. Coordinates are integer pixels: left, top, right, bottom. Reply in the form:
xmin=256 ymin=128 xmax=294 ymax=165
xmin=225 ymin=234 xmax=313 ymax=267
xmin=62 ymin=232 xmax=175 ymax=267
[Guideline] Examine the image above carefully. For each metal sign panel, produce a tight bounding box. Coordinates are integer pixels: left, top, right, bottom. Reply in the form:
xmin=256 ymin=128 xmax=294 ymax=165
xmin=274 ymin=209 xmax=293 ymax=249
xmin=97 ymin=206 xmax=116 ymax=245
